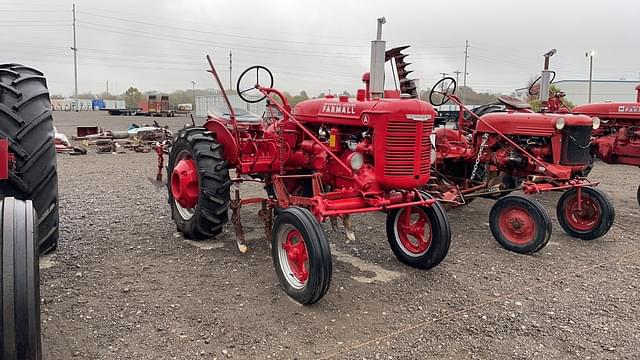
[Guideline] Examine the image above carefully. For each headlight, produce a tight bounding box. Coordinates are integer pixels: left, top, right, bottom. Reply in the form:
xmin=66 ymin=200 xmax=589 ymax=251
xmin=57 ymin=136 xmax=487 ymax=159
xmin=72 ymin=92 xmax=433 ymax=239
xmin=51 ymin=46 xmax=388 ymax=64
xmin=592 ymin=117 xmax=601 ymax=130
xmin=348 ymin=152 xmax=364 ymax=171
xmin=555 ymin=117 xmax=565 ymax=130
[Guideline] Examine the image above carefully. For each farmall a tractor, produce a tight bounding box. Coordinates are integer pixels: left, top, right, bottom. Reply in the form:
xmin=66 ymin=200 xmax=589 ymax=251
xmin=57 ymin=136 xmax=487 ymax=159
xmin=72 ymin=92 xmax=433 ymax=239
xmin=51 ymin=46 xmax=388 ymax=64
xmin=572 ymin=85 xmax=640 ymax=205
xmin=1 ymin=63 xmax=59 ymax=359
xmin=426 ymin=49 xmax=614 ymax=254
xmin=165 ymin=19 xmax=451 ymax=305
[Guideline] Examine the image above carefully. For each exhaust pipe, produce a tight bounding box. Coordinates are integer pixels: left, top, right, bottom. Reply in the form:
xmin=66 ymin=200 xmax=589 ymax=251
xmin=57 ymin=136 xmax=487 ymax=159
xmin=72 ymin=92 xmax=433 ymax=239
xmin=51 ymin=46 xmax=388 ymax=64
xmin=539 ymin=49 xmax=557 ymax=103
xmin=369 ymin=17 xmax=386 ymax=100
xmin=636 ymin=84 xmax=640 ymax=103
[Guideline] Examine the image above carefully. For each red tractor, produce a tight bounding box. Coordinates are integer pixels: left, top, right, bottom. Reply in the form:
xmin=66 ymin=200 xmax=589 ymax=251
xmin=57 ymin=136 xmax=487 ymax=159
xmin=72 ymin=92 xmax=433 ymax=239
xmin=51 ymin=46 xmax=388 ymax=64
xmin=425 ymin=49 xmax=614 ymax=254
xmin=165 ymin=19 xmax=451 ymax=305
xmin=571 ymin=85 xmax=640 ymax=205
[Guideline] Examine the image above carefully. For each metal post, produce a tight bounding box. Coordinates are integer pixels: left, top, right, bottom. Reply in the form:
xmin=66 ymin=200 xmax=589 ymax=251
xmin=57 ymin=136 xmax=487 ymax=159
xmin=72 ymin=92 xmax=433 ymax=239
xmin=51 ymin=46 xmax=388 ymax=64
xmin=71 ymin=3 xmax=78 ymax=111
xmin=191 ymin=81 xmax=195 ymax=92
xmin=462 ymin=40 xmax=469 ymax=102
xmin=453 ymin=70 xmax=461 ymax=85
xmin=229 ymin=50 xmax=232 ymax=91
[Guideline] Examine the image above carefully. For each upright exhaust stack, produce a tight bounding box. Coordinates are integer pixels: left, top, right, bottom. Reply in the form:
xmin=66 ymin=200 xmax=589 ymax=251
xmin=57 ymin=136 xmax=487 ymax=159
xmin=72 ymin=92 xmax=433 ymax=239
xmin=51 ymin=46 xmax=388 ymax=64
xmin=369 ymin=17 xmax=386 ymax=100
xmin=636 ymin=84 xmax=640 ymax=103
xmin=539 ymin=48 xmax=557 ymax=103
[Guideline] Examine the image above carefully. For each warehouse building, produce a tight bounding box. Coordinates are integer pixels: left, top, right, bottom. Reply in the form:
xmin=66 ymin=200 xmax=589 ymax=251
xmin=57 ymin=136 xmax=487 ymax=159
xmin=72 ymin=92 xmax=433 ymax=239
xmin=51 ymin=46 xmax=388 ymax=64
xmin=514 ymin=79 xmax=639 ymax=104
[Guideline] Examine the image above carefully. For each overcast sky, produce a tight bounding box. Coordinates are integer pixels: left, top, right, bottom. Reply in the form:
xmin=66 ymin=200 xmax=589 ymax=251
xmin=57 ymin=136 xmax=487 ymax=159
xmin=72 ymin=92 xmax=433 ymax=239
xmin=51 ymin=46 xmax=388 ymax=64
xmin=2 ymin=0 xmax=638 ymax=97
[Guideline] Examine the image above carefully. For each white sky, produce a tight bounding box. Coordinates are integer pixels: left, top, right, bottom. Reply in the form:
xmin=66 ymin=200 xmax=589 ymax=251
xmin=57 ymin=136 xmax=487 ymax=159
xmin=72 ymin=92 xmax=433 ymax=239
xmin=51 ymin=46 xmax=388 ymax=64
xmin=2 ymin=0 xmax=638 ymax=97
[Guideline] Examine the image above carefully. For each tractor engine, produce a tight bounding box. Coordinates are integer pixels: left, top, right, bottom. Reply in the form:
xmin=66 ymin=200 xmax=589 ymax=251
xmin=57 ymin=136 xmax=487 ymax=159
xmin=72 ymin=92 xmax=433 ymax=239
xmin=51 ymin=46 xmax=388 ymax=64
xmin=291 ymin=93 xmax=436 ymax=192
xmin=475 ymin=112 xmax=597 ymax=179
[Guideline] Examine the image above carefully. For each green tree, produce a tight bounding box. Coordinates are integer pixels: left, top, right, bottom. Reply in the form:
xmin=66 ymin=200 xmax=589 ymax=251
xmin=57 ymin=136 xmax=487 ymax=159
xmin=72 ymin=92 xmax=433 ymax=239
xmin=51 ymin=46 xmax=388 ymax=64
xmin=123 ymin=86 xmax=144 ymax=109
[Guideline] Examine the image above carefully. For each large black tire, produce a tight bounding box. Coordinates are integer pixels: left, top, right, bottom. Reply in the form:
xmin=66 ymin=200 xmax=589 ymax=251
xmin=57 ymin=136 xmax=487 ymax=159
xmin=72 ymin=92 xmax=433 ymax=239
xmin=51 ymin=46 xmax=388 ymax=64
xmin=272 ymin=207 xmax=332 ymax=305
xmin=386 ymin=193 xmax=451 ymax=269
xmin=489 ymin=195 xmax=552 ymax=254
xmin=556 ymin=187 xmax=615 ymax=240
xmin=167 ymin=127 xmax=231 ymax=239
xmin=1 ymin=198 xmax=41 ymax=360
xmin=0 ymin=64 xmax=58 ymax=254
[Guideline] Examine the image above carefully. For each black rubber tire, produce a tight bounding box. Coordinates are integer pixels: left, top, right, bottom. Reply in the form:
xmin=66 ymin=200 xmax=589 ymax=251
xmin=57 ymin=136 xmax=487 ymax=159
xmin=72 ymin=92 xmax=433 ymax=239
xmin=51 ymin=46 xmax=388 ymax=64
xmin=167 ymin=127 xmax=231 ymax=239
xmin=386 ymin=193 xmax=451 ymax=269
xmin=556 ymin=187 xmax=615 ymax=240
xmin=0 ymin=64 xmax=58 ymax=254
xmin=271 ymin=207 xmax=332 ymax=305
xmin=636 ymin=183 xmax=639 ymax=207
xmin=489 ymin=195 xmax=552 ymax=254
xmin=1 ymin=198 xmax=41 ymax=360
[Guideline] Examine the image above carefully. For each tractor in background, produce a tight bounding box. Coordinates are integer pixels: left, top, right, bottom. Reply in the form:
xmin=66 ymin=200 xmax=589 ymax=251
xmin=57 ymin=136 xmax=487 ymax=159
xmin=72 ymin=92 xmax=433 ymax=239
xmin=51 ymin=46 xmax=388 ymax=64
xmin=164 ymin=18 xmax=451 ymax=305
xmin=572 ymin=85 xmax=640 ymax=205
xmin=425 ymin=49 xmax=614 ymax=254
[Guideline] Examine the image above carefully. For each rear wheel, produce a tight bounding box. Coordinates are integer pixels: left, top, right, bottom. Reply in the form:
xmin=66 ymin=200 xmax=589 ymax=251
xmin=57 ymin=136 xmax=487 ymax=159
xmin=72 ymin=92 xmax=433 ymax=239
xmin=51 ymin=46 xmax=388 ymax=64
xmin=167 ymin=127 xmax=231 ymax=239
xmin=556 ymin=187 xmax=615 ymax=240
xmin=272 ymin=207 xmax=332 ymax=305
xmin=637 ymin=184 xmax=639 ymax=207
xmin=386 ymin=193 xmax=451 ymax=269
xmin=1 ymin=198 xmax=41 ymax=360
xmin=489 ymin=195 xmax=551 ymax=254
xmin=0 ymin=64 xmax=58 ymax=254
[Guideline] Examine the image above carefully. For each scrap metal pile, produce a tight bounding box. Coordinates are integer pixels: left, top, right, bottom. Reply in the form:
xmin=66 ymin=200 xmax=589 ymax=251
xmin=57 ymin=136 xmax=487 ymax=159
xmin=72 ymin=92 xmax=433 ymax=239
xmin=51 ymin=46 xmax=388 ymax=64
xmin=61 ymin=122 xmax=173 ymax=155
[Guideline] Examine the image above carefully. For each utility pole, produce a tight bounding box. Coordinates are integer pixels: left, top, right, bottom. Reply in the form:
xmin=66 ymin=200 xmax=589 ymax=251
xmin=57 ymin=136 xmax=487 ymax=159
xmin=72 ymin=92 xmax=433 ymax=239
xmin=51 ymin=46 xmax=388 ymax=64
xmin=106 ymin=80 xmax=109 ymax=95
xmin=462 ymin=40 xmax=469 ymax=102
xmin=71 ymin=3 xmax=78 ymax=110
xmin=439 ymin=72 xmax=449 ymax=91
xmin=229 ymin=50 xmax=232 ymax=91
xmin=453 ymin=70 xmax=462 ymax=84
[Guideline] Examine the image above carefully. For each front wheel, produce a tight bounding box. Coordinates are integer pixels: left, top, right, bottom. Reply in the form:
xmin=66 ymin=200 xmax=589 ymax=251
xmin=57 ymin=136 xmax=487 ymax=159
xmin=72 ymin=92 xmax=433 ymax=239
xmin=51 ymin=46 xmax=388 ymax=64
xmin=386 ymin=194 xmax=451 ymax=269
xmin=556 ymin=187 xmax=615 ymax=240
xmin=272 ymin=207 xmax=332 ymax=305
xmin=489 ymin=195 xmax=552 ymax=254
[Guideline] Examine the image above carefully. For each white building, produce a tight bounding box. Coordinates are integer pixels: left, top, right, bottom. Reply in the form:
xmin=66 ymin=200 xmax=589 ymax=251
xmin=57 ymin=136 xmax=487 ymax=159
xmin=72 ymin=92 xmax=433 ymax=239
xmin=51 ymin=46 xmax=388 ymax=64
xmin=514 ymin=80 xmax=640 ymax=104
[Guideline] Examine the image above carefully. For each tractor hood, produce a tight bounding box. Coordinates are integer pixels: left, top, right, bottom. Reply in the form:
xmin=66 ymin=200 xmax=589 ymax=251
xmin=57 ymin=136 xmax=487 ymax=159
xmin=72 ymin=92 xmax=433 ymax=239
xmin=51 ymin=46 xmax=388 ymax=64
xmin=475 ymin=112 xmax=593 ymax=136
xmin=573 ymin=102 xmax=640 ymax=120
xmin=293 ymin=96 xmax=436 ymax=127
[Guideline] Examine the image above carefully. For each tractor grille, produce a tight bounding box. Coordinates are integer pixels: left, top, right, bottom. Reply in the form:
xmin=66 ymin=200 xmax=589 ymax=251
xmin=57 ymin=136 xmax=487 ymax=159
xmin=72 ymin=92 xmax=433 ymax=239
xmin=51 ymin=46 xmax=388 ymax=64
xmin=561 ymin=126 xmax=592 ymax=165
xmin=384 ymin=120 xmax=431 ymax=177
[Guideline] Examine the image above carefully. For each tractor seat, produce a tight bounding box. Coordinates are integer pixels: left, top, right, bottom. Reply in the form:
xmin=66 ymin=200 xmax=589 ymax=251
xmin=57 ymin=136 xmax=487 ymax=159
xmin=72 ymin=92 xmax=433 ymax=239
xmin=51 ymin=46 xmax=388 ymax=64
xmin=497 ymin=95 xmax=531 ymax=110
xmin=216 ymin=108 xmax=263 ymax=125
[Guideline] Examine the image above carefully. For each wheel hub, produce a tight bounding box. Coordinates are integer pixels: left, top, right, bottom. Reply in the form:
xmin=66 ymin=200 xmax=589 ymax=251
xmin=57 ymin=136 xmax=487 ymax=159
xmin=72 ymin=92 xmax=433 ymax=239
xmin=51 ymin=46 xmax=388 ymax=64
xmin=171 ymin=158 xmax=199 ymax=209
xmin=500 ymin=208 xmax=535 ymax=245
xmin=397 ymin=207 xmax=432 ymax=255
xmin=565 ymin=195 xmax=600 ymax=231
xmin=282 ymin=229 xmax=309 ymax=283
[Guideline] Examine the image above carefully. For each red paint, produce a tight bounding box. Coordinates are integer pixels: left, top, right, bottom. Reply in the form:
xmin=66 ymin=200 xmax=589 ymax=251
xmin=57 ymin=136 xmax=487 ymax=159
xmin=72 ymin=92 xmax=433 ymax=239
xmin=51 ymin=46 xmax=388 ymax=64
xmin=171 ymin=159 xmax=200 ymax=209
xmin=0 ymin=139 xmax=8 ymax=180
xmin=282 ymin=229 xmax=309 ymax=283
xmin=498 ymin=207 xmax=535 ymax=245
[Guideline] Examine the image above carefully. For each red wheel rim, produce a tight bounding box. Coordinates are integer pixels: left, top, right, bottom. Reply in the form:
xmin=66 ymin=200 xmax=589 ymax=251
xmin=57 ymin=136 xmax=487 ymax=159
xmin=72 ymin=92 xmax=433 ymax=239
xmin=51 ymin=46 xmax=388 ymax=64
xmin=396 ymin=207 xmax=432 ymax=256
xmin=281 ymin=229 xmax=309 ymax=285
xmin=171 ymin=156 xmax=199 ymax=209
xmin=498 ymin=207 xmax=536 ymax=245
xmin=563 ymin=193 xmax=601 ymax=231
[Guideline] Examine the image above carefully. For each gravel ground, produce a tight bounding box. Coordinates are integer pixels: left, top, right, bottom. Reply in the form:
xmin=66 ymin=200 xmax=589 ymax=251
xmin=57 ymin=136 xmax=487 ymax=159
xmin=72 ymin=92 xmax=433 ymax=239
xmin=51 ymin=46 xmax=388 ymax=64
xmin=42 ymin=111 xmax=640 ymax=359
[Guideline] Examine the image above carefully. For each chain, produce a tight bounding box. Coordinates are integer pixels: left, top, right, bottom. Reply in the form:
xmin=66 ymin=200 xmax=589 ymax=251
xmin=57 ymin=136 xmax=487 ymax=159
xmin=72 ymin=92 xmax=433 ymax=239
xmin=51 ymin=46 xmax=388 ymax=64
xmin=470 ymin=133 xmax=489 ymax=180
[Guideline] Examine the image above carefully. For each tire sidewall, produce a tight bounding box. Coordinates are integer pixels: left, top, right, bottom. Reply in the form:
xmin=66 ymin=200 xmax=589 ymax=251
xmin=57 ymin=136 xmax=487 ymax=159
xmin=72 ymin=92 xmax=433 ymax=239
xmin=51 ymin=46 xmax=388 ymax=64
xmin=556 ymin=187 xmax=614 ymax=240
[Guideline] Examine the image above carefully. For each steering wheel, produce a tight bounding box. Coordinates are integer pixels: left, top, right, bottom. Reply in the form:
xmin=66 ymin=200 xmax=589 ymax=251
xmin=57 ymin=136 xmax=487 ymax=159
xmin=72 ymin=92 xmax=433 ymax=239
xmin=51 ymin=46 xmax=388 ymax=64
xmin=528 ymin=71 xmax=556 ymax=96
xmin=429 ymin=77 xmax=457 ymax=106
xmin=236 ymin=65 xmax=274 ymax=103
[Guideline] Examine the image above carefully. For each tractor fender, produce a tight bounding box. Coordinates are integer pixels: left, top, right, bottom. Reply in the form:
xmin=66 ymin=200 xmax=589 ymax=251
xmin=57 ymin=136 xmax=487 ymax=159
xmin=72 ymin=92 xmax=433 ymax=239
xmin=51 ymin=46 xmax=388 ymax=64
xmin=204 ymin=119 xmax=239 ymax=166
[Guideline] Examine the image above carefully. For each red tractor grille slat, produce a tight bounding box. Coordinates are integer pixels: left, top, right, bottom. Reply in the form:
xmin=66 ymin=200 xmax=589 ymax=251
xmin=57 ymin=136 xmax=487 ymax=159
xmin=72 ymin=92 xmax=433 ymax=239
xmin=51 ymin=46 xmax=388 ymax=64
xmin=384 ymin=120 xmax=431 ymax=177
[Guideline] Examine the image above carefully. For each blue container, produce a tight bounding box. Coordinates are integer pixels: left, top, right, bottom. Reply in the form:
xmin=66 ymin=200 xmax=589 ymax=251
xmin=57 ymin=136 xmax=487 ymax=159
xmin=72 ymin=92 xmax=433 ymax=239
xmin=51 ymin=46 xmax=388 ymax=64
xmin=92 ymin=99 xmax=106 ymax=110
